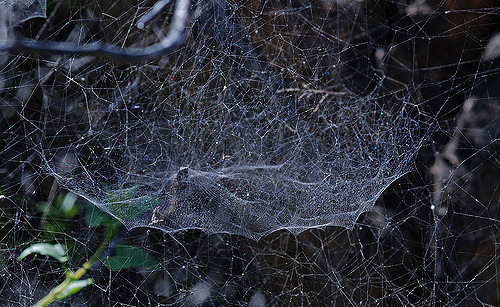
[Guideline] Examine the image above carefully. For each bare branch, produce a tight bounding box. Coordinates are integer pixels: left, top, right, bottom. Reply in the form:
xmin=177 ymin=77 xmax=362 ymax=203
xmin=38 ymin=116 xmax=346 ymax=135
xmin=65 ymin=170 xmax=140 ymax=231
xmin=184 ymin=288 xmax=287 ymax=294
xmin=0 ymin=0 xmax=190 ymax=61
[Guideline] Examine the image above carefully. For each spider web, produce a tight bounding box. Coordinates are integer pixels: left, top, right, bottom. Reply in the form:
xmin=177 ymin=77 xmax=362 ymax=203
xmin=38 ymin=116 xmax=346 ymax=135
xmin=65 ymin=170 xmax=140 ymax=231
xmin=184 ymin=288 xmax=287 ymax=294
xmin=4 ymin=0 xmax=423 ymax=239
xmin=0 ymin=0 xmax=499 ymax=305
xmin=1 ymin=0 xmax=46 ymax=27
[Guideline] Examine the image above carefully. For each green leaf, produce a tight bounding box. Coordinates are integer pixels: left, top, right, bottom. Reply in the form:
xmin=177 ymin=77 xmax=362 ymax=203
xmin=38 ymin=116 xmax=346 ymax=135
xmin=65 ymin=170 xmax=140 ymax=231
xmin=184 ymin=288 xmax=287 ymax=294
xmin=85 ymin=205 xmax=119 ymax=227
xmin=103 ymin=244 xmax=160 ymax=271
xmin=60 ymin=192 xmax=79 ymax=218
xmin=54 ymin=278 xmax=93 ymax=300
xmin=17 ymin=243 xmax=69 ymax=263
xmin=42 ymin=220 xmax=67 ymax=234
xmin=105 ymin=187 xmax=161 ymax=220
xmin=35 ymin=192 xmax=80 ymax=220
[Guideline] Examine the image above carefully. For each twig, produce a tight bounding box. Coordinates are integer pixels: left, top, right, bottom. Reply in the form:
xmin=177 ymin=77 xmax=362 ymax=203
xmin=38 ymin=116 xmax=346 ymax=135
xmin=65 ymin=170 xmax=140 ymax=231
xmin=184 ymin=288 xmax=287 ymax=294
xmin=34 ymin=224 xmax=118 ymax=306
xmin=276 ymin=88 xmax=347 ymax=95
xmin=40 ymin=180 xmax=58 ymax=227
xmin=137 ymin=0 xmax=173 ymax=29
xmin=277 ymin=88 xmax=347 ymax=113
xmin=0 ymin=0 xmax=191 ymax=61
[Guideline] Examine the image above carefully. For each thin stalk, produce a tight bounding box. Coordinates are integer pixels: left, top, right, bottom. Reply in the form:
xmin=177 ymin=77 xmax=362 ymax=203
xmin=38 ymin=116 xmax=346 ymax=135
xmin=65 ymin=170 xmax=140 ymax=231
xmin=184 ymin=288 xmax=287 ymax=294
xmin=34 ymin=225 xmax=118 ymax=307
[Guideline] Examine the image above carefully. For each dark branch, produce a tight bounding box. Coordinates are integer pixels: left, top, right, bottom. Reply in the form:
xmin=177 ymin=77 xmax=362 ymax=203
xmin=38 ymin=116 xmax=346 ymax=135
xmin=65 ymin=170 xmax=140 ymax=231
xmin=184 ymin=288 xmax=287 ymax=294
xmin=0 ymin=0 xmax=190 ymax=61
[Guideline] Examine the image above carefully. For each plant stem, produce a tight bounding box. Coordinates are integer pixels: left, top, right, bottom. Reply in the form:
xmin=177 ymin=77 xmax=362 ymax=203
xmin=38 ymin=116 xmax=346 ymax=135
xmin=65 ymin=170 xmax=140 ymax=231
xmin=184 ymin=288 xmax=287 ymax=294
xmin=34 ymin=225 xmax=117 ymax=307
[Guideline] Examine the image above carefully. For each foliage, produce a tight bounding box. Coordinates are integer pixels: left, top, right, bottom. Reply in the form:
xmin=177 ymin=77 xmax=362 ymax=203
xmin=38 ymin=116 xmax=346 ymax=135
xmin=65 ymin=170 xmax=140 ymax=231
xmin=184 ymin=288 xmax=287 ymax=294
xmin=16 ymin=192 xmax=159 ymax=306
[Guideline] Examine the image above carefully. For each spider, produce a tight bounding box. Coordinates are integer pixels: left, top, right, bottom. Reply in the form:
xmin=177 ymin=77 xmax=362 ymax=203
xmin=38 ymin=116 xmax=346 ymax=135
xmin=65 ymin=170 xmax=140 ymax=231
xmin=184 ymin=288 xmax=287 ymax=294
xmin=149 ymin=166 xmax=189 ymax=225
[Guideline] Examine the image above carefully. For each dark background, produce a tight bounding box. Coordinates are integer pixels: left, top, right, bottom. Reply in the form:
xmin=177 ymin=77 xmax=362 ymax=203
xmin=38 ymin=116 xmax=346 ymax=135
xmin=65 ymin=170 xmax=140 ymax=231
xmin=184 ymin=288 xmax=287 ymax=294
xmin=0 ymin=0 xmax=499 ymax=305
